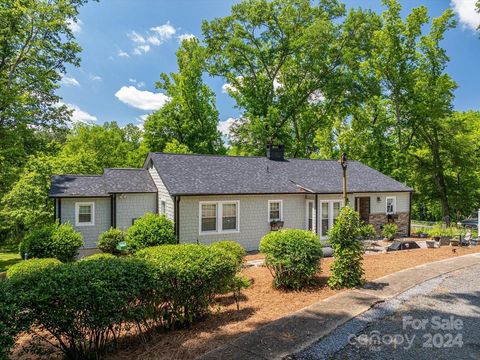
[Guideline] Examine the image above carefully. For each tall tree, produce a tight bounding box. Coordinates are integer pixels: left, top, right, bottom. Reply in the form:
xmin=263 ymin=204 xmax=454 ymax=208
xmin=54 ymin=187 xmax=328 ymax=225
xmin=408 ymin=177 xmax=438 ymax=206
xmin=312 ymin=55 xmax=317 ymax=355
xmin=202 ymin=0 xmax=351 ymax=157
xmin=0 ymin=0 xmax=91 ymax=196
xmin=144 ymin=38 xmax=224 ymax=154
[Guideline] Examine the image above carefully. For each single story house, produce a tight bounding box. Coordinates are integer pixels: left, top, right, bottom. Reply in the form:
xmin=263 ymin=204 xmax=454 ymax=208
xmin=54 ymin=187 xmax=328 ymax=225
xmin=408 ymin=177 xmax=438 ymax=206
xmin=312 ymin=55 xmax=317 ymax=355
xmin=49 ymin=145 xmax=413 ymax=253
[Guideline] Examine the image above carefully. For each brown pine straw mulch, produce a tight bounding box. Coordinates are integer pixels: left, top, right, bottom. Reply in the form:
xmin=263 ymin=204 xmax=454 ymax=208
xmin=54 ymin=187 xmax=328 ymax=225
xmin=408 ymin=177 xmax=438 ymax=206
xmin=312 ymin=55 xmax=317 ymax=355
xmin=13 ymin=246 xmax=480 ymax=360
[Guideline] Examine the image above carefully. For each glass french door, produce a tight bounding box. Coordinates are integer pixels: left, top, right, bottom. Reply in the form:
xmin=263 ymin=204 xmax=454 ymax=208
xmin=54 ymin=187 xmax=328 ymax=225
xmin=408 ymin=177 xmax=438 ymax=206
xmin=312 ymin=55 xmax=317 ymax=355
xmin=320 ymin=200 xmax=342 ymax=239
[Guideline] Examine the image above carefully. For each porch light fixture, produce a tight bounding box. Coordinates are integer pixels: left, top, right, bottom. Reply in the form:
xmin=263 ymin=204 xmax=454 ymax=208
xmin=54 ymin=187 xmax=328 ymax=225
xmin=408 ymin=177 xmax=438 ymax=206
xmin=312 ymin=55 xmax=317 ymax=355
xmin=339 ymin=152 xmax=347 ymax=206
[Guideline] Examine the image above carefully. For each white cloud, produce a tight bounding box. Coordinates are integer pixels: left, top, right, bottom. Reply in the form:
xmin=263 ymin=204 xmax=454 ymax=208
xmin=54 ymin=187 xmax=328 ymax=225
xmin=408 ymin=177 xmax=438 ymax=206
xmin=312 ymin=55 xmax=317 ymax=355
xmin=150 ymin=22 xmax=176 ymax=43
xmin=129 ymin=78 xmax=146 ymax=88
xmin=89 ymin=74 xmax=102 ymax=82
xmin=127 ymin=31 xmax=146 ymax=44
xmin=308 ymin=90 xmax=325 ymax=105
xmin=135 ymin=114 xmax=150 ymax=130
xmin=133 ymin=44 xmax=150 ymax=55
xmin=60 ymin=75 xmax=80 ymax=87
xmin=222 ymin=76 xmax=243 ymax=94
xmin=117 ymin=49 xmax=130 ymax=58
xmin=178 ymin=33 xmax=196 ymax=43
xmin=218 ymin=117 xmax=238 ymax=137
xmin=126 ymin=22 xmax=177 ymax=56
xmin=114 ymin=86 xmax=170 ymax=111
xmin=67 ymin=19 xmax=83 ymax=34
xmin=64 ymin=103 xmax=97 ymax=124
xmin=451 ymin=0 xmax=480 ymax=31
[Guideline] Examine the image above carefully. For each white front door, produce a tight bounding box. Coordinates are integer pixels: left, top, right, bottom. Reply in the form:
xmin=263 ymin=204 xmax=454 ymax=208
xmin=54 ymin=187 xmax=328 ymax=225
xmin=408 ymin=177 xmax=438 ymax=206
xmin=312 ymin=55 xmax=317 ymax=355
xmin=320 ymin=200 xmax=342 ymax=239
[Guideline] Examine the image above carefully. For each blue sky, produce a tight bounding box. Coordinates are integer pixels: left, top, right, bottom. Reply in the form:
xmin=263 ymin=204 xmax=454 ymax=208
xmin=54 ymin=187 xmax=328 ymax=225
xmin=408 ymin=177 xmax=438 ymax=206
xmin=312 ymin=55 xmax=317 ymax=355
xmin=58 ymin=0 xmax=480 ymax=133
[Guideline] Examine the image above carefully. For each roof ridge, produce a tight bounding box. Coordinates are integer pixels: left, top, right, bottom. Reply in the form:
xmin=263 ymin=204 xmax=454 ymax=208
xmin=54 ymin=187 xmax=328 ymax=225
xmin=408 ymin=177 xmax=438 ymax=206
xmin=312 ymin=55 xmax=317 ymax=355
xmin=51 ymin=174 xmax=103 ymax=177
xmin=151 ymin=152 xmax=359 ymax=162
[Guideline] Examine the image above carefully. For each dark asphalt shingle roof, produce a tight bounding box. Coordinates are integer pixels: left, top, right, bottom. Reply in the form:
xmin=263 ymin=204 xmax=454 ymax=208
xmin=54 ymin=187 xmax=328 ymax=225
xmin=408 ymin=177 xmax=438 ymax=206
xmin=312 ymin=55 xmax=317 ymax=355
xmin=147 ymin=153 xmax=413 ymax=195
xmin=49 ymin=169 xmax=156 ymax=197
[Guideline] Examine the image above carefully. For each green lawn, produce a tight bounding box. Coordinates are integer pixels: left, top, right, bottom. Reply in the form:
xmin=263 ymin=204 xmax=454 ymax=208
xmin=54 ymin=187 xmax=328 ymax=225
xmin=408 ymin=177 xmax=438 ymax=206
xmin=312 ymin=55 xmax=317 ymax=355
xmin=0 ymin=245 xmax=22 ymax=273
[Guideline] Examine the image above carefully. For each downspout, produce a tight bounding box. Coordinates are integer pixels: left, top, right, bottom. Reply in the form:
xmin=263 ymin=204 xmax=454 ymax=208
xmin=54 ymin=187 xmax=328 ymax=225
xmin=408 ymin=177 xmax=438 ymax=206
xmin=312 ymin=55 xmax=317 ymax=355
xmin=155 ymin=192 xmax=159 ymax=214
xmin=174 ymin=196 xmax=181 ymax=244
xmin=53 ymin=198 xmax=57 ymax=221
xmin=110 ymin=194 xmax=116 ymax=228
xmin=58 ymin=198 xmax=62 ymax=223
xmin=315 ymin=194 xmax=319 ymax=237
xmin=408 ymin=191 xmax=412 ymax=237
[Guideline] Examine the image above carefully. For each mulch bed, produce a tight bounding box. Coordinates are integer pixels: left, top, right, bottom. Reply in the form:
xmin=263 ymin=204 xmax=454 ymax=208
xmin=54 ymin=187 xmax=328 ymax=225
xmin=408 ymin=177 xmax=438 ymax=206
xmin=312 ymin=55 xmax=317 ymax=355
xmin=13 ymin=246 xmax=480 ymax=360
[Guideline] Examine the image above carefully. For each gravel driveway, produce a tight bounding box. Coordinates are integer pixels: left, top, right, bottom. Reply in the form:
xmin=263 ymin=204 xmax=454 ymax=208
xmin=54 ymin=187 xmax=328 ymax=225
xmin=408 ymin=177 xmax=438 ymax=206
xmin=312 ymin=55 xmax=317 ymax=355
xmin=296 ymin=264 xmax=480 ymax=360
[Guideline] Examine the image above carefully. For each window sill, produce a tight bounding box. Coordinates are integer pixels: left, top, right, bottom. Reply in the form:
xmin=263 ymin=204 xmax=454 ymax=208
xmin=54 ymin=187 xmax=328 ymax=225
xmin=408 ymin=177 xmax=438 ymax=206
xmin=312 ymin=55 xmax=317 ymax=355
xmin=199 ymin=229 xmax=240 ymax=235
xmin=75 ymin=223 xmax=95 ymax=227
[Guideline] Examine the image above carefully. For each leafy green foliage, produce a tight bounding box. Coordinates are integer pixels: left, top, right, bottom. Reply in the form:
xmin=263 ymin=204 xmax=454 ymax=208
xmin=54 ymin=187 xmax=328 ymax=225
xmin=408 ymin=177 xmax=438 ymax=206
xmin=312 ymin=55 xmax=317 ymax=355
xmin=0 ymin=279 xmax=25 ymax=360
xmin=126 ymin=213 xmax=176 ymax=252
xmin=359 ymin=224 xmax=377 ymax=240
xmin=11 ymin=257 xmax=155 ymax=359
xmin=327 ymin=207 xmax=365 ymax=289
xmin=382 ymin=223 xmax=398 ymax=240
xmin=144 ymin=38 xmax=224 ymax=154
xmin=82 ymin=253 xmax=116 ymax=261
xmin=260 ymin=229 xmax=323 ymax=290
xmin=97 ymin=228 xmax=127 ymax=254
xmin=210 ymin=240 xmax=246 ymax=270
xmin=136 ymin=244 xmax=238 ymax=326
xmin=18 ymin=222 xmax=82 ymax=262
xmin=6 ymin=258 xmax=61 ymax=281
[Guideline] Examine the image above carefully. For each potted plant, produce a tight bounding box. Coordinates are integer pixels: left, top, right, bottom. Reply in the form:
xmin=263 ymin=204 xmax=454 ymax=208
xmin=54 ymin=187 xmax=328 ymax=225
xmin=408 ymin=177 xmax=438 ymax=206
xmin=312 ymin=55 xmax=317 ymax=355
xmin=270 ymin=220 xmax=284 ymax=231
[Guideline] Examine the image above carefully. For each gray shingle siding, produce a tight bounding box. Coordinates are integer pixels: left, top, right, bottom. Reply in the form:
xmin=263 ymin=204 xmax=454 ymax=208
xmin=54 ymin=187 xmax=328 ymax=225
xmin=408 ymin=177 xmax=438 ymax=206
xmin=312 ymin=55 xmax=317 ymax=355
xmin=148 ymin=164 xmax=174 ymax=220
xmin=116 ymin=193 xmax=157 ymax=230
xmin=60 ymin=197 xmax=111 ymax=248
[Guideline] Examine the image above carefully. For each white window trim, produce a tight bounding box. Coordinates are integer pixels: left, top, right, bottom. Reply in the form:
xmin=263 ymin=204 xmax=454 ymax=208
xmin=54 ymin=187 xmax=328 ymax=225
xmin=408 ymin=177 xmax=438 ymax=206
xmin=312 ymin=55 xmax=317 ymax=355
xmin=268 ymin=200 xmax=283 ymax=223
xmin=199 ymin=200 xmax=240 ymax=235
xmin=386 ymin=196 xmax=396 ymax=214
xmin=319 ymin=199 xmax=343 ymax=240
xmin=75 ymin=202 xmax=95 ymax=227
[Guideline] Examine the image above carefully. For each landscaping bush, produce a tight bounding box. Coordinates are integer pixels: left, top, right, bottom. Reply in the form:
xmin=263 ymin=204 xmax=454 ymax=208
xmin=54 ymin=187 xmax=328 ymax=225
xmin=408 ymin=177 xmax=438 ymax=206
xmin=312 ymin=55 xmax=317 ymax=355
xmin=97 ymin=227 xmax=127 ymax=254
xmin=259 ymin=229 xmax=323 ymax=290
xmin=6 ymin=258 xmax=61 ymax=281
xmin=18 ymin=224 xmax=56 ymax=259
xmin=82 ymin=253 xmax=116 ymax=261
xmin=210 ymin=240 xmax=246 ymax=270
xmin=18 ymin=222 xmax=83 ymax=262
xmin=359 ymin=224 xmax=377 ymax=240
xmin=382 ymin=223 xmax=398 ymax=240
xmin=126 ymin=213 xmax=175 ymax=252
xmin=12 ymin=257 xmax=156 ymax=359
xmin=0 ymin=279 xmax=25 ymax=360
xmin=327 ymin=207 xmax=365 ymax=289
xmin=136 ymin=244 xmax=237 ymax=326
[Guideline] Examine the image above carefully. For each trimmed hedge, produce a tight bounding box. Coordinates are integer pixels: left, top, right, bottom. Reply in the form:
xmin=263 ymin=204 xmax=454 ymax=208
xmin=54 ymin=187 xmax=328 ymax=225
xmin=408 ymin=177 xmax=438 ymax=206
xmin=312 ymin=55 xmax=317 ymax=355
xmin=6 ymin=258 xmax=62 ymax=281
xmin=82 ymin=253 xmax=116 ymax=261
xmin=97 ymin=228 xmax=127 ymax=254
xmin=136 ymin=244 xmax=237 ymax=325
xmin=126 ymin=213 xmax=176 ymax=252
xmin=260 ymin=229 xmax=323 ymax=289
xmin=11 ymin=257 xmax=155 ymax=359
xmin=210 ymin=240 xmax=246 ymax=270
xmin=0 ymin=280 xmax=24 ymax=360
xmin=18 ymin=222 xmax=83 ymax=262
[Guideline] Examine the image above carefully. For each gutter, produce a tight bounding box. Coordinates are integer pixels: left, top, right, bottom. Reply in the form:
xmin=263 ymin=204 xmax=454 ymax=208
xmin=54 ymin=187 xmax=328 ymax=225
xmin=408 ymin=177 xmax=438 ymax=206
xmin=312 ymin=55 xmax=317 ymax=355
xmin=174 ymin=196 xmax=181 ymax=243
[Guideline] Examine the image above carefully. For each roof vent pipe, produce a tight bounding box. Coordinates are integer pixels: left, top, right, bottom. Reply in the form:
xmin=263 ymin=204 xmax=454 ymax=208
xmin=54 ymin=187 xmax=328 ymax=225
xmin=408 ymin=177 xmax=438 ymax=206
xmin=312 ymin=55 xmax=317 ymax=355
xmin=266 ymin=144 xmax=285 ymax=161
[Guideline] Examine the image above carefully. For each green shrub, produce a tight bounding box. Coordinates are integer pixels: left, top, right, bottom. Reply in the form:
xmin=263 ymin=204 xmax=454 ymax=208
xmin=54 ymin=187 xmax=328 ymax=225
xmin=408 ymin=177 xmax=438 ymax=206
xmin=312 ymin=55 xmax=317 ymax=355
xmin=18 ymin=222 xmax=83 ymax=262
xmin=210 ymin=240 xmax=246 ymax=270
xmin=0 ymin=280 xmax=25 ymax=360
xmin=136 ymin=244 xmax=237 ymax=325
xmin=12 ymin=257 xmax=155 ymax=359
xmin=127 ymin=213 xmax=175 ymax=252
xmin=359 ymin=224 xmax=377 ymax=240
xmin=259 ymin=229 xmax=323 ymax=290
xmin=327 ymin=207 xmax=365 ymax=289
xmin=382 ymin=223 xmax=398 ymax=240
xmin=82 ymin=253 xmax=116 ymax=261
xmin=18 ymin=224 xmax=56 ymax=259
xmin=97 ymin=228 xmax=127 ymax=254
xmin=6 ymin=258 xmax=61 ymax=280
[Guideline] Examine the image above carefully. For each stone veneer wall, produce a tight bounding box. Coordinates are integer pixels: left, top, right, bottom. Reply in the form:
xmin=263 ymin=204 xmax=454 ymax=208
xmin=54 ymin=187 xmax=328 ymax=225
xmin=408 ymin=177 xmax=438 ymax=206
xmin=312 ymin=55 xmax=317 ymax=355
xmin=369 ymin=212 xmax=409 ymax=236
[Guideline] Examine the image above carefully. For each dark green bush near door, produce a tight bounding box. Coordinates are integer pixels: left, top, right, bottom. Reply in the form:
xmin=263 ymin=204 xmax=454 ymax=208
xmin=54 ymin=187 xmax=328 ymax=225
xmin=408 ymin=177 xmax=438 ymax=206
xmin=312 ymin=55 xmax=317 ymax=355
xmin=260 ymin=229 xmax=323 ymax=290
xmin=97 ymin=227 xmax=127 ymax=254
xmin=126 ymin=213 xmax=175 ymax=252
